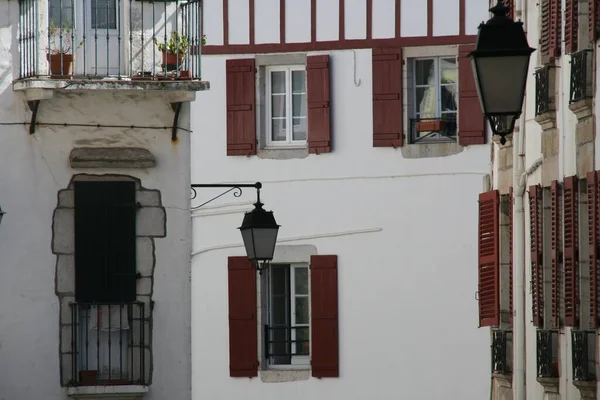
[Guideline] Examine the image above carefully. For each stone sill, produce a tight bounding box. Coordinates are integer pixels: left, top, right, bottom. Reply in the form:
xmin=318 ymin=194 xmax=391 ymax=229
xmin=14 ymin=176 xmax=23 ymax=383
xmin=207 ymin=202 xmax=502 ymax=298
xmin=13 ymin=77 xmax=210 ymax=93
xmin=535 ymin=111 xmax=557 ymax=131
xmin=569 ymin=98 xmax=594 ymax=120
xmin=537 ymin=376 xmax=559 ymax=393
xmin=573 ymin=379 xmax=597 ymax=399
xmin=67 ymin=385 xmax=148 ymax=400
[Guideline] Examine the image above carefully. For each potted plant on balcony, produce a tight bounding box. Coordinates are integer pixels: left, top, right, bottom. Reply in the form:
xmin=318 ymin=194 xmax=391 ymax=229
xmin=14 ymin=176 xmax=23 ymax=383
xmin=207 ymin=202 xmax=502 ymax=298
xmin=47 ymin=20 xmax=79 ymax=77
xmin=154 ymin=31 xmax=190 ymax=73
xmin=416 ymin=119 xmax=447 ymax=133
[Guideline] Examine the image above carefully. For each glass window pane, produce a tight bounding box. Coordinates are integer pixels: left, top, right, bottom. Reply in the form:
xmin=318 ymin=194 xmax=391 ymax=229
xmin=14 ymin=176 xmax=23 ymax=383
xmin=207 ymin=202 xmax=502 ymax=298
xmin=271 ymin=119 xmax=287 ymax=141
xmin=292 ymin=70 xmax=306 ymax=93
xmin=272 ymin=94 xmax=286 ymax=118
xmin=49 ymin=3 xmax=74 ymax=28
xmin=292 ymin=94 xmax=306 ymax=117
xmin=440 ymin=58 xmax=457 ymax=84
xmin=292 ymin=118 xmax=307 ymax=141
xmin=415 ymin=59 xmax=435 ymax=86
xmin=295 ymin=327 xmax=310 ymax=355
xmin=271 ymin=71 xmax=286 ymax=94
xmin=295 ymin=297 xmax=309 ymax=325
xmin=272 ymin=296 xmax=288 ymax=325
xmin=294 ymin=267 xmax=308 ymax=295
xmin=441 ymin=85 xmax=457 ymax=112
xmin=271 ymin=267 xmax=288 ymax=296
xmin=416 ymin=86 xmax=437 ymax=118
xmin=91 ymin=0 xmax=117 ymax=30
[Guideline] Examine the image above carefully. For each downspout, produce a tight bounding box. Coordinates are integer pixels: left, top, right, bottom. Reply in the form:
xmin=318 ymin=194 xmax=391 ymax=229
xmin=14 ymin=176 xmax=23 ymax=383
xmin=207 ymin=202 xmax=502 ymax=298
xmin=513 ymin=0 xmax=528 ymax=399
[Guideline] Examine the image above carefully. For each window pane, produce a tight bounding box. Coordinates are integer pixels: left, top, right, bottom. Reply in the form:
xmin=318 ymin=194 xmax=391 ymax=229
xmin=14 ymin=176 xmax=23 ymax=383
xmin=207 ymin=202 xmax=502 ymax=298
xmin=292 ymin=71 xmax=306 ymax=93
xmin=271 ymin=119 xmax=287 ymax=141
xmin=440 ymin=58 xmax=457 ymax=84
xmin=49 ymin=1 xmax=74 ymax=28
xmin=295 ymin=297 xmax=309 ymax=325
xmin=415 ymin=59 xmax=435 ymax=86
xmin=272 ymin=296 xmax=288 ymax=325
xmin=416 ymin=86 xmax=437 ymax=117
xmin=271 ymin=71 xmax=286 ymax=94
xmin=294 ymin=267 xmax=308 ymax=295
xmin=292 ymin=118 xmax=307 ymax=141
xmin=91 ymin=0 xmax=117 ymax=30
xmin=272 ymin=94 xmax=286 ymax=118
xmin=271 ymin=267 xmax=288 ymax=296
xmin=292 ymin=94 xmax=306 ymax=117
xmin=295 ymin=327 xmax=310 ymax=356
xmin=441 ymin=85 xmax=457 ymax=112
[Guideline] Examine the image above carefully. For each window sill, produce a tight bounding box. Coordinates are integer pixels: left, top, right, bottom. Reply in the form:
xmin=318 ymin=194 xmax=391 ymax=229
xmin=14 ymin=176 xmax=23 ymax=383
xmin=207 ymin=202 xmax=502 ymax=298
xmin=260 ymin=369 xmax=311 ymax=383
xmin=257 ymin=147 xmax=309 ymax=160
xmin=400 ymin=141 xmax=463 ymax=159
xmin=67 ymin=385 xmax=148 ymax=400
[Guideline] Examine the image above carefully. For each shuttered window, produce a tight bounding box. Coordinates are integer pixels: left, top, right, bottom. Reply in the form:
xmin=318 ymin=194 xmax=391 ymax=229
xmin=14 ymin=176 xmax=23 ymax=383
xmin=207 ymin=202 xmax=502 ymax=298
xmin=310 ymin=255 xmax=339 ymax=378
xmin=227 ymin=256 xmax=258 ymax=377
xmin=541 ymin=0 xmax=562 ymax=64
xmin=565 ymin=0 xmax=579 ymax=54
xmin=551 ymin=180 xmax=561 ymax=328
xmin=372 ymin=48 xmax=403 ymax=147
xmin=307 ymin=55 xmax=332 ymax=154
xmin=588 ymin=171 xmax=600 ymax=327
xmin=564 ymin=176 xmax=579 ymax=327
xmin=590 ymin=0 xmax=599 ymax=41
xmin=529 ymin=185 xmax=544 ymax=326
xmin=458 ymin=44 xmax=485 ymax=146
xmin=478 ymin=190 xmax=500 ymax=327
xmin=74 ymin=181 xmax=137 ymax=303
xmin=226 ymin=59 xmax=257 ymax=156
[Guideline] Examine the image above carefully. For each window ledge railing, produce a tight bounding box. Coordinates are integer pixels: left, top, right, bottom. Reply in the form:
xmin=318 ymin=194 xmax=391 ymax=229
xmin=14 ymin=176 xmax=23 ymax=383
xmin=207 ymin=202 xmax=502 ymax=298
xmin=569 ymin=50 xmax=593 ymax=104
xmin=534 ymin=66 xmax=552 ymax=116
xmin=18 ymin=0 xmax=203 ymax=81
xmin=410 ymin=117 xmax=457 ymax=144
xmin=572 ymin=330 xmax=596 ymax=382
xmin=264 ymin=325 xmax=310 ymax=365
xmin=537 ymin=330 xmax=559 ymax=379
xmin=491 ymin=330 xmax=513 ymax=375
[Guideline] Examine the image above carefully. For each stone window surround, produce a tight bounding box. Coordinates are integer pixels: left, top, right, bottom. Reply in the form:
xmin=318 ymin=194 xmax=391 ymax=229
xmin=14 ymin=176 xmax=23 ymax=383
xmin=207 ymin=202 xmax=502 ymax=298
xmin=257 ymin=244 xmax=317 ymax=383
xmin=53 ymin=173 xmax=167 ymax=391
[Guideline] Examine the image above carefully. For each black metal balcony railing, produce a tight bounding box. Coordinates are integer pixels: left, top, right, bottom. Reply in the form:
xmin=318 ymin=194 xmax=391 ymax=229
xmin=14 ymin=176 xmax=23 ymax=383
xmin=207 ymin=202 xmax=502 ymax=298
xmin=410 ymin=117 xmax=457 ymax=143
xmin=569 ymin=50 xmax=593 ymax=103
xmin=264 ymin=325 xmax=310 ymax=365
xmin=492 ymin=330 xmax=513 ymax=374
xmin=70 ymin=302 xmax=150 ymax=386
xmin=535 ymin=66 xmax=551 ymax=116
xmin=572 ymin=330 xmax=596 ymax=382
xmin=18 ymin=0 xmax=202 ymax=80
xmin=537 ymin=330 xmax=559 ymax=378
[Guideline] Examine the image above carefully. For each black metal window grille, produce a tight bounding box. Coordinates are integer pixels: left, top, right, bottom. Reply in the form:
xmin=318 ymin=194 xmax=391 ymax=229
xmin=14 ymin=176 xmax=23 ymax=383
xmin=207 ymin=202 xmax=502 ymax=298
xmin=491 ymin=330 xmax=512 ymax=374
xmin=18 ymin=0 xmax=203 ymax=80
xmin=264 ymin=264 xmax=310 ymax=366
xmin=534 ymin=66 xmax=551 ymax=116
xmin=410 ymin=117 xmax=457 ymax=143
xmin=70 ymin=302 xmax=150 ymax=386
xmin=537 ymin=330 xmax=559 ymax=378
xmin=572 ymin=330 xmax=596 ymax=381
xmin=569 ymin=50 xmax=593 ymax=104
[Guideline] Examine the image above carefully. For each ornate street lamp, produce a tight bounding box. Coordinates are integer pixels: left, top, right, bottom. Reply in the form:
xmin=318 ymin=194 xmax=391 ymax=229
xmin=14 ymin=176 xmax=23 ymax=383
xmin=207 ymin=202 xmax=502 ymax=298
xmin=469 ymin=1 xmax=536 ymax=145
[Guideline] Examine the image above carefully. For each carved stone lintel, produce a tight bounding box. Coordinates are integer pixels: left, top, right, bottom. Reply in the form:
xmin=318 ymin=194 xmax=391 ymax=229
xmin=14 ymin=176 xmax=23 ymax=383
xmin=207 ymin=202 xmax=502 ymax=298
xmin=569 ymin=98 xmax=594 ymax=120
xmin=537 ymin=377 xmax=560 ymax=394
xmin=573 ymin=380 xmax=597 ymax=399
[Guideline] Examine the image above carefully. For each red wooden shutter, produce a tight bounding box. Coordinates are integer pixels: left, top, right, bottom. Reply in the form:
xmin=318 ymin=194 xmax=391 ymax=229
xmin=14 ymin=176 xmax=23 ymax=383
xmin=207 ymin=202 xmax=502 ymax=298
xmin=372 ymin=48 xmax=403 ymax=147
xmin=590 ymin=0 xmax=599 ymax=41
xmin=551 ymin=180 xmax=561 ymax=328
xmin=478 ymin=190 xmax=500 ymax=327
xmin=227 ymin=256 xmax=258 ymax=377
xmin=310 ymin=255 xmax=339 ymax=378
xmin=588 ymin=171 xmax=599 ymax=327
xmin=550 ymin=0 xmax=562 ymax=60
xmin=509 ymin=187 xmax=514 ymax=326
xmin=226 ymin=59 xmax=257 ymax=156
xmin=307 ymin=55 xmax=332 ymax=154
xmin=458 ymin=44 xmax=485 ymax=146
xmin=541 ymin=0 xmax=562 ymax=63
xmin=564 ymin=176 xmax=579 ymax=327
xmin=529 ymin=185 xmax=544 ymax=326
xmin=565 ymin=0 xmax=578 ymax=54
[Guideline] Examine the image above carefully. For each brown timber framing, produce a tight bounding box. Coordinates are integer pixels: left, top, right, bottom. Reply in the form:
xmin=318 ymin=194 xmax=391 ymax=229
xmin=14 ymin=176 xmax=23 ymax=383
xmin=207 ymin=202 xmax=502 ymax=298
xmin=210 ymin=0 xmax=472 ymax=55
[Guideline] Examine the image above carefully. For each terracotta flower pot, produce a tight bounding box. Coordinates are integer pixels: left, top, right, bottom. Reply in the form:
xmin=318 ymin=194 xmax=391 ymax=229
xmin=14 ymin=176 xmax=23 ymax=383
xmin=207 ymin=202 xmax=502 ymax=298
xmin=416 ymin=119 xmax=446 ymax=132
xmin=161 ymin=51 xmax=183 ymax=71
xmin=79 ymin=370 xmax=98 ymax=386
xmin=47 ymin=53 xmax=75 ymax=77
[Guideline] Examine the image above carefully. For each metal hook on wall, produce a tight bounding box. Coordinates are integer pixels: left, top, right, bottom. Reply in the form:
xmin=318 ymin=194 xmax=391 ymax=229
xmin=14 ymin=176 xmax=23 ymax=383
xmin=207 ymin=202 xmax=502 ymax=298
xmin=353 ymin=50 xmax=362 ymax=87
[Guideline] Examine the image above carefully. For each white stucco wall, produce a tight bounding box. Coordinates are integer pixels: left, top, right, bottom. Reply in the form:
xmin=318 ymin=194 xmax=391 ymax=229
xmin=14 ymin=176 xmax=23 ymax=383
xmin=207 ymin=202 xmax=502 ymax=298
xmin=190 ymin=43 xmax=492 ymax=400
xmin=0 ymin=1 xmax=193 ymax=399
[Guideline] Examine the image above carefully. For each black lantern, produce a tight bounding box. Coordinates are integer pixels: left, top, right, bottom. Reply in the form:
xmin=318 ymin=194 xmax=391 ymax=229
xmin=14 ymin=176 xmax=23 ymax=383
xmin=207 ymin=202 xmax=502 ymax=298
xmin=239 ymin=193 xmax=280 ymax=273
xmin=469 ymin=1 xmax=535 ymax=145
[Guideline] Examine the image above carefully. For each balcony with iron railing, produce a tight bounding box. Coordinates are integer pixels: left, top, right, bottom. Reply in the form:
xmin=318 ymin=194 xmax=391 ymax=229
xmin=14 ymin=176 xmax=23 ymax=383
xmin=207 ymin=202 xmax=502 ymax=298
xmin=569 ymin=50 xmax=593 ymax=104
xmin=536 ymin=330 xmax=559 ymax=380
xmin=15 ymin=0 xmax=207 ymax=91
xmin=572 ymin=330 xmax=596 ymax=382
xmin=534 ymin=66 xmax=552 ymax=116
xmin=491 ymin=330 xmax=512 ymax=375
xmin=264 ymin=325 xmax=310 ymax=366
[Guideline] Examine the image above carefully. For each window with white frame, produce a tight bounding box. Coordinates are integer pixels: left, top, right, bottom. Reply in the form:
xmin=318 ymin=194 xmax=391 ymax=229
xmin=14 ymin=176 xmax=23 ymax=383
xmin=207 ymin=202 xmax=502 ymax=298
xmin=411 ymin=56 xmax=458 ymax=143
xmin=264 ymin=263 xmax=310 ymax=367
xmin=266 ymin=66 xmax=308 ymax=147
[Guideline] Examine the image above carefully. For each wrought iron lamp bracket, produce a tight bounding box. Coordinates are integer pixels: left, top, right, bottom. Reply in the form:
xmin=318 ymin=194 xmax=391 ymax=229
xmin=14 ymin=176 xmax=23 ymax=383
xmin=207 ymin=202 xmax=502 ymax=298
xmin=191 ymin=182 xmax=263 ymax=210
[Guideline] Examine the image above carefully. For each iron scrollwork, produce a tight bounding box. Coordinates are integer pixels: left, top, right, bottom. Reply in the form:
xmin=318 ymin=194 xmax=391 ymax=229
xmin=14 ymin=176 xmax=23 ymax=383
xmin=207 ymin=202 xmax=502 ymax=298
xmin=190 ymin=182 xmax=262 ymax=210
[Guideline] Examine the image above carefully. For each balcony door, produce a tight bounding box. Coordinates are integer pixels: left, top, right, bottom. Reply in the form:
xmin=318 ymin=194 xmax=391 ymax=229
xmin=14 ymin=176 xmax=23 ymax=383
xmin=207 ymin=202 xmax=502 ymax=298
xmin=83 ymin=0 xmax=122 ymax=76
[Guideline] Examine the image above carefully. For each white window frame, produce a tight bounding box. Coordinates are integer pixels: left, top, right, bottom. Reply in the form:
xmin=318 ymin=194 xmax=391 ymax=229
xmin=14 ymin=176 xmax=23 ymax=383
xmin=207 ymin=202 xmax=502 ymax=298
xmin=266 ymin=263 xmax=310 ymax=369
xmin=411 ymin=55 xmax=458 ymax=143
xmin=265 ymin=65 xmax=307 ymax=148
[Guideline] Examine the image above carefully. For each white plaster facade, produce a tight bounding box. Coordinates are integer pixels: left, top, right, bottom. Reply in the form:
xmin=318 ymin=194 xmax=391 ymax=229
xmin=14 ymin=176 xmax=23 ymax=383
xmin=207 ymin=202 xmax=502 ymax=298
xmin=191 ymin=1 xmax=492 ymax=399
xmin=0 ymin=1 xmax=203 ymax=399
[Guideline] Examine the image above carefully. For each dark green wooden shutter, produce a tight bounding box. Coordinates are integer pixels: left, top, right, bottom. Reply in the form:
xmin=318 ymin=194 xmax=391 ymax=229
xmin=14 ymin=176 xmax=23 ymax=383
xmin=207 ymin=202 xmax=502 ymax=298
xmin=75 ymin=181 xmax=137 ymax=303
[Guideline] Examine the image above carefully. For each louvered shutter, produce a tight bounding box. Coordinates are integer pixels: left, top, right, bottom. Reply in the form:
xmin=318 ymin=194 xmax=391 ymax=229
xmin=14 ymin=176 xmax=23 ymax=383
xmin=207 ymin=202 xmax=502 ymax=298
xmin=372 ymin=48 xmax=403 ymax=147
xmin=551 ymin=180 xmax=561 ymax=328
xmin=565 ymin=0 xmax=578 ymax=54
xmin=550 ymin=0 xmax=562 ymax=60
xmin=75 ymin=181 xmax=137 ymax=303
xmin=541 ymin=0 xmax=562 ymax=63
xmin=227 ymin=256 xmax=258 ymax=377
xmin=590 ymin=0 xmax=599 ymax=41
xmin=478 ymin=190 xmax=500 ymax=327
xmin=564 ymin=176 xmax=579 ymax=327
xmin=226 ymin=59 xmax=257 ymax=156
xmin=310 ymin=255 xmax=339 ymax=378
xmin=588 ymin=171 xmax=600 ymax=327
xmin=509 ymin=187 xmax=514 ymax=326
xmin=529 ymin=185 xmax=544 ymax=326
xmin=307 ymin=55 xmax=332 ymax=154
xmin=458 ymin=44 xmax=486 ymax=146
